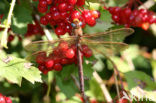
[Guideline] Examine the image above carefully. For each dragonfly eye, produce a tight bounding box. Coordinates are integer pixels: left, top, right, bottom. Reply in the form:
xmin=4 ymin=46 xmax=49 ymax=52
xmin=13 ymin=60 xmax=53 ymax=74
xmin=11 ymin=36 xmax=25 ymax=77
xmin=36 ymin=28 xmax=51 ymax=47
xmin=71 ymin=23 xmax=76 ymax=27
xmin=79 ymin=22 xmax=82 ymax=26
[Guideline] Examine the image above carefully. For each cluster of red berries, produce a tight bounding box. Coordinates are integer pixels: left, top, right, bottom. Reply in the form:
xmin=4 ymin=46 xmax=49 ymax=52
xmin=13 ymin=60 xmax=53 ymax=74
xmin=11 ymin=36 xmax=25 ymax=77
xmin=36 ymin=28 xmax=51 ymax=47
xmin=108 ymin=7 xmax=156 ymax=30
xmin=25 ymin=20 xmax=44 ymax=37
xmin=0 ymin=93 xmax=12 ymax=103
xmin=35 ymin=0 xmax=100 ymax=36
xmin=36 ymin=41 xmax=92 ymax=74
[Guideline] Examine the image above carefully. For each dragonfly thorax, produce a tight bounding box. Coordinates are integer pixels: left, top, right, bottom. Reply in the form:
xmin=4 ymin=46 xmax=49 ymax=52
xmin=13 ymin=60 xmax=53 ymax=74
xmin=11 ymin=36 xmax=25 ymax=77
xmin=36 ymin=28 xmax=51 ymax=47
xmin=72 ymin=19 xmax=83 ymax=36
xmin=71 ymin=20 xmax=82 ymax=29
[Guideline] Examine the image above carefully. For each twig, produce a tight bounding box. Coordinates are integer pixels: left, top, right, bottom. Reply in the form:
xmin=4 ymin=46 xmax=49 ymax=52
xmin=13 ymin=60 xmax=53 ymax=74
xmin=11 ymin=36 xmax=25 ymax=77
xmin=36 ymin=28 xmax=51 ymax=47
xmin=71 ymin=75 xmax=80 ymax=90
xmin=1 ymin=0 xmax=16 ymax=48
xmin=106 ymin=56 xmax=124 ymax=99
xmin=139 ymin=0 xmax=155 ymax=9
xmin=93 ymin=71 xmax=112 ymax=102
xmin=94 ymin=50 xmax=124 ymax=100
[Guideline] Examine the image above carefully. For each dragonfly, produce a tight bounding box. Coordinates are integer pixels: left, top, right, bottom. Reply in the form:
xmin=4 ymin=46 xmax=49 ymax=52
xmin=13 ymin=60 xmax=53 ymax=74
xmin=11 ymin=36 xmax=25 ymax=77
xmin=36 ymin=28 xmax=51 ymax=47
xmin=25 ymin=19 xmax=134 ymax=103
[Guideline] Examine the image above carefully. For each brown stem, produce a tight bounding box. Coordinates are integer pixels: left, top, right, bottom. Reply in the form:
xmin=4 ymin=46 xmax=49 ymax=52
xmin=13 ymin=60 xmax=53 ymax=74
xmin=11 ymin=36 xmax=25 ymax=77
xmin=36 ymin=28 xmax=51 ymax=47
xmin=76 ymin=37 xmax=88 ymax=103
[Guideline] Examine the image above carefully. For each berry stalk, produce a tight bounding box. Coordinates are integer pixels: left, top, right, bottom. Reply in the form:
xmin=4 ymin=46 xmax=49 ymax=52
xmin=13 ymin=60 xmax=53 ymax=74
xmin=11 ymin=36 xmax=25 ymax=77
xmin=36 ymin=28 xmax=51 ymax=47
xmin=1 ymin=0 xmax=16 ymax=48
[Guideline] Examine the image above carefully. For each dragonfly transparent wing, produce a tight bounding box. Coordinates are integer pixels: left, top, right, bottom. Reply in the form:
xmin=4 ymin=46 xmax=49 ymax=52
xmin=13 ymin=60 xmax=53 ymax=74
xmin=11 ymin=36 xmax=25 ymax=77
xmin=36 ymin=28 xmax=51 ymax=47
xmin=25 ymin=37 xmax=77 ymax=53
xmin=25 ymin=37 xmax=77 ymax=61
xmin=82 ymin=28 xmax=134 ymax=42
xmin=81 ymin=28 xmax=134 ymax=55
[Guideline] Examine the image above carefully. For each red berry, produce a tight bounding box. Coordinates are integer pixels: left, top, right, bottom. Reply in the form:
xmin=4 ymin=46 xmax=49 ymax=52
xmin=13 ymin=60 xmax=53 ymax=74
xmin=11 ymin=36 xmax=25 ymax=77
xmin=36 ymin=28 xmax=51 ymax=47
xmin=55 ymin=27 xmax=65 ymax=35
xmin=59 ymin=41 xmax=69 ymax=51
xmin=83 ymin=48 xmax=92 ymax=58
xmin=90 ymin=99 xmax=98 ymax=103
xmin=65 ymin=48 xmax=75 ymax=58
xmin=71 ymin=10 xmax=81 ymax=20
xmin=38 ymin=6 xmax=48 ymax=13
xmin=82 ymin=10 xmax=92 ymax=21
xmin=50 ymin=6 xmax=58 ymax=12
xmin=51 ymin=11 xmax=61 ymax=21
xmin=65 ymin=24 xmax=72 ymax=32
xmin=68 ymin=0 xmax=77 ymax=5
xmin=53 ymin=63 xmax=63 ymax=71
xmin=36 ymin=52 xmax=46 ymax=64
xmin=67 ymin=4 xmax=74 ymax=11
xmin=53 ymin=48 xmax=61 ymax=56
xmin=87 ymin=17 xmax=96 ymax=26
xmin=53 ymin=57 xmax=61 ymax=64
xmin=45 ymin=13 xmax=53 ymax=21
xmin=38 ymin=65 xmax=45 ymax=71
xmin=58 ymin=3 xmax=68 ymax=12
xmin=76 ymin=0 xmax=85 ymax=6
xmin=61 ymin=58 xmax=68 ymax=65
xmin=40 ymin=16 xmax=48 ymax=25
xmin=141 ymin=22 xmax=149 ymax=30
xmin=90 ymin=10 xmax=99 ymax=19
xmin=46 ymin=0 xmax=52 ymax=5
xmin=0 ymin=95 xmax=6 ymax=103
xmin=39 ymin=0 xmax=48 ymax=7
xmin=5 ymin=97 xmax=12 ymax=103
xmin=117 ymin=98 xmax=128 ymax=103
xmin=45 ymin=59 xmax=54 ymax=68
xmin=42 ymin=70 xmax=49 ymax=74
xmin=82 ymin=44 xmax=89 ymax=51
xmin=123 ymin=8 xmax=132 ymax=17
xmin=60 ymin=11 xmax=68 ymax=19
xmin=8 ymin=35 xmax=14 ymax=42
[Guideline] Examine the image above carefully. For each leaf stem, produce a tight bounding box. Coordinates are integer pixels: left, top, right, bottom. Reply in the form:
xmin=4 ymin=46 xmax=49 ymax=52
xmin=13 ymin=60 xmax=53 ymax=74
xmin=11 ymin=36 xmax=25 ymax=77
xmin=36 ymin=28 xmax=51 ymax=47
xmin=1 ymin=0 xmax=16 ymax=48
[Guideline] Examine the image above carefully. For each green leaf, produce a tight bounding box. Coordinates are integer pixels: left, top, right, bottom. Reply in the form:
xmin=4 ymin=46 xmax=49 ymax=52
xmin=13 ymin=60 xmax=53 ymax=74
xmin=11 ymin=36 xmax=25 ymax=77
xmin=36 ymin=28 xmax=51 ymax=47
xmin=0 ymin=0 xmax=9 ymax=14
xmin=85 ymin=2 xmax=101 ymax=10
xmin=110 ymin=56 xmax=132 ymax=73
xmin=121 ymin=45 xmax=140 ymax=60
xmin=151 ymin=60 xmax=156 ymax=81
xmin=11 ymin=5 xmax=33 ymax=35
xmin=73 ymin=57 xmax=94 ymax=78
xmin=83 ymin=20 xmax=113 ymax=34
xmin=89 ymin=78 xmax=105 ymax=101
xmin=100 ymin=10 xmax=112 ymax=23
xmin=56 ymin=75 xmax=79 ymax=98
xmin=124 ymin=71 xmax=156 ymax=102
xmin=86 ymin=0 xmax=100 ymax=3
xmin=83 ymin=9 xmax=113 ymax=34
xmin=107 ymin=0 xmax=128 ymax=7
xmin=0 ymin=50 xmax=42 ymax=86
xmin=55 ymin=57 xmax=94 ymax=98
xmin=63 ymin=96 xmax=82 ymax=103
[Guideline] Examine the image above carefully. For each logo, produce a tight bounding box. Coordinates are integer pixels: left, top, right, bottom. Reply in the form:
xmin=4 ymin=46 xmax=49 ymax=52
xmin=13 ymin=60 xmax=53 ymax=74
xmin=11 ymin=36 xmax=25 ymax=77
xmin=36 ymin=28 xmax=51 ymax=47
xmin=121 ymin=91 xmax=153 ymax=102
xmin=122 ymin=91 xmax=131 ymax=101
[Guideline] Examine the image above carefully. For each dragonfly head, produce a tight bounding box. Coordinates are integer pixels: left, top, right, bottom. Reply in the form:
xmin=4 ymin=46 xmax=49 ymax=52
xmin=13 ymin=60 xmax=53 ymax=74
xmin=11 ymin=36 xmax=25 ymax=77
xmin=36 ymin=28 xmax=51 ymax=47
xmin=71 ymin=19 xmax=82 ymax=29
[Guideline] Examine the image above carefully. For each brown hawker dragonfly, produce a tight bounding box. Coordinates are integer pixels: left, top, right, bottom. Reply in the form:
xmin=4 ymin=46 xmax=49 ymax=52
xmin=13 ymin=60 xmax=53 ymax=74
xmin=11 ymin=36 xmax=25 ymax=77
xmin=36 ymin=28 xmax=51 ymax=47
xmin=25 ymin=21 xmax=134 ymax=60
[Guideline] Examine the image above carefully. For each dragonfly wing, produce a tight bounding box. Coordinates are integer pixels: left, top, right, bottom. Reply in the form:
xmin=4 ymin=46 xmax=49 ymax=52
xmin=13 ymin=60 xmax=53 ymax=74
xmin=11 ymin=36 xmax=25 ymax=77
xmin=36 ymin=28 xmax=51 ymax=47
xmin=25 ymin=37 xmax=77 ymax=53
xmin=25 ymin=37 xmax=77 ymax=62
xmin=81 ymin=40 xmax=129 ymax=56
xmin=82 ymin=28 xmax=134 ymax=42
xmin=81 ymin=28 xmax=134 ymax=55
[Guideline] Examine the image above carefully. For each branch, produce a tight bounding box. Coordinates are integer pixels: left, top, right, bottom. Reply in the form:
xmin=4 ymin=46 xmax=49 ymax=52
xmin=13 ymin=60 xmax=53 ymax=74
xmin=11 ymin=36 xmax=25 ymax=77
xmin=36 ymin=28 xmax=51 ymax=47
xmin=1 ymin=0 xmax=16 ymax=48
xmin=93 ymin=71 xmax=112 ymax=102
xmin=139 ymin=0 xmax=155 ymax=9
